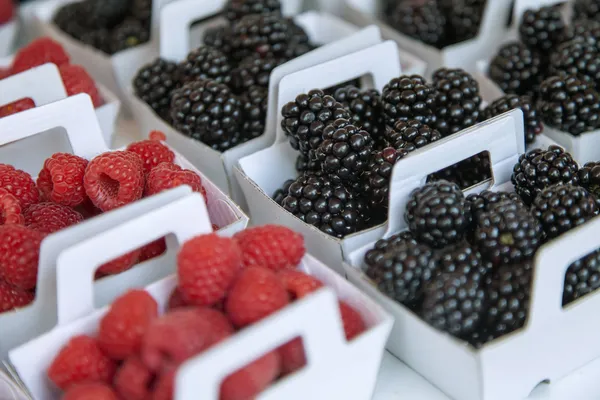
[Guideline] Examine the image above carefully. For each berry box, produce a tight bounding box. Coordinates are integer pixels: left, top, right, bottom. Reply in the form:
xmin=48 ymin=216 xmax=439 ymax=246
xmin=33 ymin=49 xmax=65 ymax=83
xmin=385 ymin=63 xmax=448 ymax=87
xmin=343 ymin=110 xmax=600 ymax=400
xmin=7 ymin=192 xmax=393 ymax=400
xmin=0 ymin=18 xmax=17 ymax=58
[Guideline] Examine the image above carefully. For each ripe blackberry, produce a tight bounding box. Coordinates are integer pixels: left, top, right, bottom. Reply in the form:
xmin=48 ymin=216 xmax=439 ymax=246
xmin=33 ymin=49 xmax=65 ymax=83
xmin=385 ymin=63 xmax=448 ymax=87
xmin=549 ymin=41 xmax=600 ymax=88
xmin=133 ymin=58 xmax=181 ymax=123
xmin=565 ymin=19 xmax=600 ymax=50
xmin=574 ymin=0 xmax=600 ymax=21
xmin=179 ymin=46 xmax=232 ymax=86
xmin=465 ymin=327 xmax=496 ymax=348
xmin=519 ymin=5 xmax=568 ymax=53
xmin=281 ymin=89 xmax=350 ymax=157
xmin=286 ymin=18 xmax=310 ymax=45
xmin=466 ymin=190 xmax=523 ymax=222
xmin=231 ymin=54 xmax=285 ymax=93
xmin=578 ymin=161 xmax=600 ymax=200
xmin=170 ymin=79 xmax=243 ymax=152
xmin=486 ymin=261 xmax=533 ymax=337
xmin=364 ymin=231 xmax=416 ymax=267
xmin=405 ymin=180 xmax=469 ymax=248
xmin=332 ymin=86 xmax=384 ymax=143
xmin=272 ymin=178 xmax=295 ymax=206
xmin=563 ymin=249 xmax=600 ymax=306
xmin=109 ymin=19 xmax=150 ymax=54
xmin=428 ymin=153 xmax=491 ymax=190
xmin=224 ymin=0 xmax=282 ymax=23
xmin=448 ymin=0 xmax=486 ymax=44
xmin=531 ymin=184 xmax=598 ymax=240
xmin=387 ymin=0 xmax=446 ymax=48
xmin=281 ymin=173 xmax=365 ymax=238
xmin=81 ymin=0 xmax=131 ymax=29
xmin=203 ymin=25 xmax=232 ymax=54
xmin=433 ymin=242 xmax=492 ymax=281
xmin=80 ymin=29 xmax=112 ymax=54
xmin=229 ymin=14 xmax=294 ymax=61
xmin=131 ymin=0 xmax=152 ymax=22
xmin=474 ymin=200 xmax=543 ymax=267
xmin=381 ymin=75 xmax=437 ymax=127
xmin=365 ymin=147 xmax=410 ymax=209
xmin=511 ymin=146 xmax=580 ymax=205
xmin=324 ymin=79 xmax=362 ymax=96
xmin=241 ymin=85 xmax=267 ymax=139
xmin=53 ymin=3 xmax=90 ymax=39
xmin=483 ymin=95 xmax=543 ymax=145
xmin=488 ymin=41 xmax=543 ymax=97
xmin=365 ymin=239 xmax=436 ymax=310
xmin=383 ymin=120 xmax=442 ymax=151
xmin=295 ymin=154 xmax=319 ymax=173
xmin=431 ymin=68 xmax=482 ymax=136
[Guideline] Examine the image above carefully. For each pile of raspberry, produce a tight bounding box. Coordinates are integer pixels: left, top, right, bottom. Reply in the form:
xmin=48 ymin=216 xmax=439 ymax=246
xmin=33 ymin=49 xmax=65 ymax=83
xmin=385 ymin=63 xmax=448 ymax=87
xmin=0 ymin=134 xmax=211 ymax=315
xmin=0 ymin=37 xmax=104 ymax=118
xmin=48 ymin=225 xmax=366 ymax=400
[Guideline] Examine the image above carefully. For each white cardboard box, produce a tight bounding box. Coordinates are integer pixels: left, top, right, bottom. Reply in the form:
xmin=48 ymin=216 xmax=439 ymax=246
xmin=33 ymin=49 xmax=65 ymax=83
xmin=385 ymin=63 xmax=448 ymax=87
xmin=0 ymin=20 xmax=17 ymax=57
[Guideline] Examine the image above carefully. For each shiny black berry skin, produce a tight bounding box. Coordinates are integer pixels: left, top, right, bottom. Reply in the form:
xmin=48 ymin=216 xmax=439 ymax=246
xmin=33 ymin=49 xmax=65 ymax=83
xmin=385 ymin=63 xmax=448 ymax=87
xmin=428 ymin=153 xmax=491 ymax=190
xmin=133 ymin=58 xmax=181 ymax=123
xmin=519 ymin=5 xmax=568 ymax=53
xmin=224 ymin=0 xmax=282 ymax=23
xmin=488 ymin=41 xmax=543 ymax=98
xmin=483 ymin=95 xmax=543 ymax=145
xmin=466 ymin=190 xmax=524 ymax=223
xmin=109 ymin=19 xmax=150 ymax=54
xmin=405 ymin=180 xmax=470 ymax=248
xmin=511 ymin=146 xmax=580 ymax=205
xmin=272 ymin=178 xmax=295 ymax=206
xmin=563 ymin=249 xmax=600 ymax=306
xmin=565 ymin=19 xmax=600 ymax=50
xmin=332 ymin=86 xmax=384 ymax=144
xmin=381 ymin=75 xmax=438 ymax=128
xmin=466 ymin=327 xmax=496 ymax=348
xmin=179 ymin=46 xmax=232 ymax=86
xmin=433 ymin=242 xmax=492 ymax=281
xmin=203 ymin=25 xmax=232 ymax=54
xmin=549 ymin=41 xmax=600 ymax=89
xmin=578 ymin=161 xmax=600 ymax=200
xmin=383 ymin=120 xmax=442 ymax=151
xmin=295 ymin=154 xmax=320 ymax=174
xmin=365 ymin=147 xmax=410 ymax=209
xmin=81 ymin=0 xmax=131 ymax=29
xmin=364 ymin=231 xmax=416 ymax=267
xmin=229 ymin=14 xmax=294 ymax=61
xmin=531 ymin=184 xmax=598 ymax=240
xmin=574 ymin=0 xmax=600 ymax=21
xmin=388 ymin=0 xmax=446 ymax=48
xmin=231 ymin=54 xmax=285 ymax=94
xmin=241 ymin=85 xmax=268 ymax=139
xmin=448 ymin=0 xmax=487 ymax=43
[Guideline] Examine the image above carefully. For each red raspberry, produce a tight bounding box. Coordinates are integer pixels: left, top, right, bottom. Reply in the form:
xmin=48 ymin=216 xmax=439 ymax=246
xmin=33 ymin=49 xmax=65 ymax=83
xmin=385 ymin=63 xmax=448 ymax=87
xmin=148 ymin=130 xmax=167 ymax=141
xmin=114 ymin=356 xmax=154 ymax=400
xmin=0 ymin=98 xmax=35 ymax=118
xmin=234 ymin=225 xmax=305 ymax=272
xmin=0 ymin=225 xmax=43 ymax=290
xmin=145 ymin=162 xmax=207 ymax=202
xmin=139 ymin=238 xmax=167 ymax=262
xmin=62 ymin=383 xmax=118 ymax=400
xmin=152 ymin=370 xmax=175 ymax=400
xmin=339 ymin=301 xmax=366 ymax=341
xmin=11 ymin=37 xmax=70 ymax=75
xmin=212 ymin=223 xmax=219 ymax=231
xmin=0 ymin=67 xmax=11 ymax=79
xmin=225 ymin=266 xmax=289 ymax=328
xmin=177 ymin=234 xmax=242 ymax=307
xmin=96 ymin=249 xmax=141 ymax=277
xmin=24 ymin=202 xmax=83 ymax=234
xmin=98 ymin=290 xmax=158 ymax=360
xmin=277 ymin=269 xmax=323 ymax=300
xmin=59 ymin=64 xmax=104 ymax=108
xmin=0 ymin=280 xmax=34 ymax=313
xmin=76 ymin=197 xmax=103 ymax=219
xmin=220 ymin=350 xmax=281 ymax=400
xmin=0 ymin=164 xmax=40 ymax=209
xmin=278 ymin=338 xmax=306 ymax=375
xmin=47 ymin=335 xmax=117 ymax=391
xmin=141 ymin=308 xmax=233 ymax=372
xmin=126 ymin=140 xmax=176 ymax=174
xmin=167 ymin=287 xmax=188 ymax=311
xmin=0 ymin=188 xmax=24 ymax=225
xmin=0 ymin=0 xmax=14 ymax=25
xmin=84 ymin=151 xmax=145 ymax=212
xmin=37 ymin=153 xmax=89 ymax=207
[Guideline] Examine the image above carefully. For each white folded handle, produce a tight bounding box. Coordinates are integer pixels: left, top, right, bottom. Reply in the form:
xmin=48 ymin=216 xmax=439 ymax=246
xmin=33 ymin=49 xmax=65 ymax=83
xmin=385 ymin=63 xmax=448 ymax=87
xmin=0 ymin=63 xmax=67 ymax=108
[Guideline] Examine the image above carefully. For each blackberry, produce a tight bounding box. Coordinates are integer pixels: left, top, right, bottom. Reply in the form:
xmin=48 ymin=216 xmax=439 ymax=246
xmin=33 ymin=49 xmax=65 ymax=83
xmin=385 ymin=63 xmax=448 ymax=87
xmin=549 ymin=41 xmax=600 ymax=88
xmin=241 ymin=85 xmax=268 ymax=139
xmin=229 ymin=14 xmax=294 ymax=61
xmin=272 ymin=178 xmax=295 ymax=206
xmin=170 ymin=79 xmax=243 ymax=151
xmin=381 ymin=75 xmax=437 ymax=127
xmin=519 ymin=5 xmax=568 ymax=53
xmin=563 ymin=249 xmax=600 ymax=306
xmin=133 ymin=58 xmax=181 ymax=123
xmin=80 ymin=29 xmax=112 ymax=54
xmin=578 ymin=161 xmax=600 ymax=199
xmin=431 ymin=68 xmax=482 ymax=136
xmin=364 ymin=147 xmax=410 ymax=209
xmin=281 ymin=173 xmax=365 ymax=238
xmin=53 ymin=3 xmax=90 ymax=39
xmin=466 ymin=327 xmax=496 ymax=348
xmin=324 ymin=79 xmax=362 ymax=96
xmin=448 ymin=0 xmax=486 ymax=44
xmin=488 ymin=41 xmax=543 ymax=97
xmin=231 ymin=54 xmax=285 ymax=93
xmin=565 ymin=19 xmax=600 ymax=50
xmin=286 ymin=18 xmax=310 ymax=45
xmin=383 ymin=120 xmax=442 ymax=151
xmin=474 ymin=200 xmax=543 ymax=267
xmin=574 ymin=0 xmax=600 ymax=21
xmin=486 ymin=261 xmax=533 ymax=337
xmin=81 ymin=0 xmax=131 ymax=29
xmin=388 ymin=0 xmax=446 ymax=48
xmin=531 ymin=184 xmax=598 ymax=240
xmin=332 ymin=86 xmax=384 ymax=143
xmin=511 ymin=146 xmax=580 ymax=205
xmin=203 ymin=25 xmax=232 ymax=54
xmin=224 ymin=0 xmax=282 ymax=23
xmin=483 ymin=95 xmax=543 ymax=145
xmin=131 ymin=0 xmax=152 ymax=22
xmin=466 ymin=190 xmax=523 ymax=222
xmin=178 ymin=46 xmax=232 ymax=86
xmin=405 ymin=180 xmax=469 ymax=248
xmin=433 ymin=242 xmax=492 ymax=281
xmin=280 ymin=89 xmax=350 ymax=157
xmin=428 ymin=153 xmax=491 ymax=190
xmin=295 ymin=154 xmax=320 ymax=173
xmin=109 ymin=19 xmax=150 ymax=54
xmin=364 ymin=231 xmax=416 ymax=267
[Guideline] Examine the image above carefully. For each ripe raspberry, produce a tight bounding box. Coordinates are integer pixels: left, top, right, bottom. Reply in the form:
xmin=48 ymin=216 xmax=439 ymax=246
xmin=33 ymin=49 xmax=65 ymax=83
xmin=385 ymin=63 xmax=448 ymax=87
xmin=11 ymin=37 xmax=70 ymax=75
xmin=0 ymin=164 xmax=40 ymax=209
xmin=0 ymin=280 xmax=34 ymax=313
xmin=0 ymin=188 xmax=24 ymax=225
xmin=233 ymin=225 xmax=305 ymax=272
xmin=62 ymin=383 xmax=118 ymax=400
xmin=24 ymin=202 xmax=83 ymax=234
xmin=127 ymin=140 xmax=176 ymax=174
xmin=226 ymin=266 xmax=289 ymax=328
xmin=59 ymin=64 xmax=103 ymax=108
xmin=278 ymin=338 xmax=306 ymax=375
xmin=167 ymin=287 xmax=188 ymax=311
xmin=139 ymin=238 xmax=166 ymax=262
xmin=177 ymin=233 xmax=242 ymax=307
xmin=0 ymin=98 xmax=35 ymax=118
xmin=212 ymin=223 xmax=220 ymax=231
xmin=47 ymin=335 xmax=117 ymax=391
xmin=145 ymin=162 xmax=207 ymax=202
xmin=220 ymin=351 xmax=281 ymax=400
xmin=37 ymin=153 xmax=88 ymax=207
xmin=84 ymin=151 xmax=145 ymax=212
xmin=0 ymin=0 xmax=15 ymax=25
xmin=0 ymin=225 xmax=43 ymax=290
xmin=98 ymin=290 xmax=158 ymax=360
xmin=96 ymin=249 xmax=141 ymax=277
xmin=141 ymin=308 xmax=233 ymax=372
xmin=0 ymin=67 xmax=9 ymax=79
xmin=114 ymin=356 xmax=153 ymax=400
xmin=152 ymin=370 xmax=175 ymax=400
xmin=340 ymin=301 xmax=366 ymax=341
xmin=148 ymin=130 xmax=167 ymax=141
xmin=277 ymin=269 xmax=323 ymax=300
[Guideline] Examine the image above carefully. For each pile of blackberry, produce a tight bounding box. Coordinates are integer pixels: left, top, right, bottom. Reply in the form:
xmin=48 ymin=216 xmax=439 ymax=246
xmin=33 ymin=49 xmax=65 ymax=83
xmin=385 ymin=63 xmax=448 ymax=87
xmin=53 ymin=0 xmax=152 ymax=55
xmin=133 ymin=0 xmax=318 ymax=152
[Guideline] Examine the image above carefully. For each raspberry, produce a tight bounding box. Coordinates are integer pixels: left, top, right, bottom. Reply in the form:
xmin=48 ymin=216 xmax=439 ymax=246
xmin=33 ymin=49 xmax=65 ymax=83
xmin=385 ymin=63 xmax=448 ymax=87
xmin=37 ymin=153 xmax=89 ymax=207
xmin=0 ymin=164 xmax=40 ymax=209
xmin=84 ymin=151 xmax=145 ymax=212
xmin=167 ymin=287 xmax=188 ymax=311
xmin=152 ymin=370 xmax=175 ymax=400
xmin=145 ymin=162 xmax=207 ymax=202
xmin=126 ymin=140 xmax=176 ymax=174
xmin=47 ymin=335 xmax=117 ymax=391
xmin=233 ymin=225 xmax=305 ymax=272
xmin=0 ymin=67 xmax=10 ymax=79
xmin=225 ymin=266 xmax=289 ymax=328
xmin=278 ymin=338 xmax=306 ymax=375
xmin=220 ymin=351 xmax=281 ymax=400
xmin=0 ymin=225 xmax=43 ymax=290
xmin=0 ymin=0 xmax=15 ymax=25
xmin=277 ymin=269 xmax=323 ymax=300
xmin=148 ymin=130 xmax=167 ymax=141
xmin=212 ymin=223 xmax=220 ymax=231
xmin=0 ymin=98 xmax=35 ymax=118
xmin=0 ymin=188 xmax=24 ymax=225
xmin=62 ymin=383 xmax=118 ymax=400
xmin=98 ymin=290 xmax=158 ymax=360
xmin=0 ymin=281 xmax=34 ymax=313
xmin=59 ymin=64 xmax=104 ymax=108
xmin=24 ymin=202 xmax=83 ymax=234
xmin=141 ymin=308 xmax=233 ymax=372
xmin=114 ymin=356 xmax=153 ymax=400
xmin=339 ymin=301 xmax=366 ymax=341
xmin=177 ymin=233 xmax=242 ymax=307
xmin=96 ymin=249 xmax=141 ymax=277
xmin=139 ymin=238 xmax=166 ymax=262
xmin=11 ymin=37 xmax=70 ymax=75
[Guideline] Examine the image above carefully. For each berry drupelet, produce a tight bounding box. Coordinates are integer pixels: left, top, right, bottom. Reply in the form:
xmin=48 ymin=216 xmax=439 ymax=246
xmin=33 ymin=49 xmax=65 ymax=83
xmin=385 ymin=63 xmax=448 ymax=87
xmin=241 ymin=85 xmax=268 ymax=139
xmin=364 ymin=147 xmax=410 ymax=209
xmin=224 ymin=0 xmax=282 ymax=23
xmin=272 ymin=178 xmax=295 ymax=206
xmin=203 ymin=25 xmax=233 ymax=54
xmin=381 ymin=75 xmax=438 ymax=128
xmin=295 ymin=154 xmax=320 ymax=174
xmin=549 ymin=41 xmax=600 ymax=89
xmin=387 ymin=0 xmax=446 ymax=48
xmin=578 ymin=161 xmax=600 ymax=200
xmin=383 ymin=120 xmax=442 ymax=151
xmin=109 ymin=19 xmax=150 ymax=54
xmin=488 ymin=41 xmax=543 ymax=98
xmin=433 ymin=242 xmax=492 ymax=281
xmin=364 ymin=231 xmax=416 ymax=267
xmin=81 ymin=0 xmax=131 ymax=29
xmin=428 ymin=153 xmax=492 ymax=190
xmin=133 ymin=58 xmax=181 ymax=123
xmin=483 ymin=95 xmax=543 ymax=145
xmin=574 ymin=0 xmax=600 ymax=21
xmin=332 ymin=86 xmax=384 ymax=143
xmin=448 ymin=0 xmax=487 ymax=44
xmin=178 ymin=46 xmax=232 ymax=86
xmin=231 ymin=54 xmax=285 ymax=94
xmin=563 ymin=249 xmax=600 ymax=306
xmin=229 ymin=14 xmax=294 ymax=61
xmin=519 ymin=5 xmax=568 ymax=53
xmin=466 ymin=190 xmax=524 ymax=222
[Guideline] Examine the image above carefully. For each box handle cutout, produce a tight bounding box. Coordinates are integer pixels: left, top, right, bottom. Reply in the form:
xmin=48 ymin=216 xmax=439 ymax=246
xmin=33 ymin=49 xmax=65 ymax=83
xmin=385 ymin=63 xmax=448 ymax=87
xmin=0 ymin=63 xmax=67 ymax=109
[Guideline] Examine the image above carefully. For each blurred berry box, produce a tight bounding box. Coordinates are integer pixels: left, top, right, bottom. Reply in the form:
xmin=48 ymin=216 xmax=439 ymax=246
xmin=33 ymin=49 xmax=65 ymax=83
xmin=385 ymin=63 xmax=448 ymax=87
xmin=0 ymin=94 xmax=248 ymax=362
xmin=7 ymin=192 xmax=393 ymax=400
xmin=0 ymin=17 xmax=17 ymax=57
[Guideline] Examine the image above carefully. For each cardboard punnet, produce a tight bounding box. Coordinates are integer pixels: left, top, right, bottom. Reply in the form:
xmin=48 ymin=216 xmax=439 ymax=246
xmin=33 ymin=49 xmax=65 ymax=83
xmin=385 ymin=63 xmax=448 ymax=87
xmin=235 ymin=41 xmax=400 ymax=273
xmin=8 ymin=193 xmax=394 ymax=400
xmin=0 ymin=20 xmax=17 ymax=57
